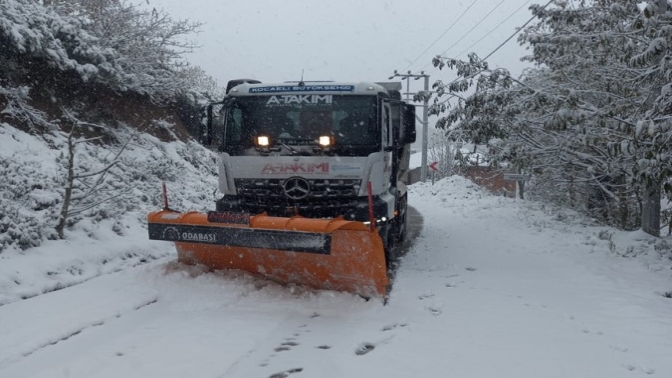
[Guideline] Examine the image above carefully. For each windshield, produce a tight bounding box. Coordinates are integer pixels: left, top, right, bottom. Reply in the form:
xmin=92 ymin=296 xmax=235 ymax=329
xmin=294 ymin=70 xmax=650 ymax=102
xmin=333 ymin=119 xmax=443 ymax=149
xmin=223 ymin=95 xmax=378 ymax=148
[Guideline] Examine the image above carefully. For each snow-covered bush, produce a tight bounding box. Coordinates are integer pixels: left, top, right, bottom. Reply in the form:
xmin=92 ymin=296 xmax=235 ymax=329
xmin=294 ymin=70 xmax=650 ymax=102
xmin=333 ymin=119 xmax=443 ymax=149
xmin=0 ymin=123 xmax=218 ymax=253
xmin=0 ymin=159 xmax=60 ymax=250
xmin=0 ymin=86 xmax=55 ymax=133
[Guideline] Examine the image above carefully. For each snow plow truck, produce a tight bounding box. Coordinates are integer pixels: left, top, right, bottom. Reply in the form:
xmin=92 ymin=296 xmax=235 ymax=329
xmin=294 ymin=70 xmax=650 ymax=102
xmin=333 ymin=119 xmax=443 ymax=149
xmin=147 ymin=79 xmax=416 ymax=297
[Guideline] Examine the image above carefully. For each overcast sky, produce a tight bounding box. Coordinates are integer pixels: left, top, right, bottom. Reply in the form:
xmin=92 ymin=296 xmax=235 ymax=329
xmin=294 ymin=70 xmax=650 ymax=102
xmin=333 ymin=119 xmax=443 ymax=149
xmin=156 ymin=0 xmax=537 ymax=95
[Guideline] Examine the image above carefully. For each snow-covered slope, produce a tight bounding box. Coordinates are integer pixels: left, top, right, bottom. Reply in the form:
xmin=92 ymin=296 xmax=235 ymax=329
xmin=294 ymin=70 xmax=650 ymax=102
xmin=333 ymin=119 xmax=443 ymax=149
xmin=0 ymin=123 xmax=218 ymax=304
xmin=0 ymin=174 xmax=670 ymax=378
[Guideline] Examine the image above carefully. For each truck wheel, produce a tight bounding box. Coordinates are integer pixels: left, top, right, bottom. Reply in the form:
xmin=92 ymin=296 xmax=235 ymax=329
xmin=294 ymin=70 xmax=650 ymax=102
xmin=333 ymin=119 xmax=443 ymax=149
xmin=381 ymin=224 xmax=396 ymax=268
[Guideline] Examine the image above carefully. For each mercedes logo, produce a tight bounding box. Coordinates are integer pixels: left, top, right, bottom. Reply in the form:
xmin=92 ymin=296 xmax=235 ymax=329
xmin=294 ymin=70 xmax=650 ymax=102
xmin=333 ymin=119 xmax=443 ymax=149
xmin=283 ymin=177 xmax=310 ymax=200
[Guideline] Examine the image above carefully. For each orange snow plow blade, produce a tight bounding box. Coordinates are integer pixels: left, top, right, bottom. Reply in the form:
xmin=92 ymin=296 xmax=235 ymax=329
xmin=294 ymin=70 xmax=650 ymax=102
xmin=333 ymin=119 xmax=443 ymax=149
xmin=147 ymin=210 xmax=389 ymax=297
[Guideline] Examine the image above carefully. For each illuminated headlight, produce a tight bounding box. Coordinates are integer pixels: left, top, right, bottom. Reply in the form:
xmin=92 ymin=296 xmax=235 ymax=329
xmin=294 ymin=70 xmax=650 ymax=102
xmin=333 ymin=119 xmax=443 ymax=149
xmin=256 ymin=136 xmax=270 ymax=147
xmin=318 ymin=135 xmax=332 ymax=147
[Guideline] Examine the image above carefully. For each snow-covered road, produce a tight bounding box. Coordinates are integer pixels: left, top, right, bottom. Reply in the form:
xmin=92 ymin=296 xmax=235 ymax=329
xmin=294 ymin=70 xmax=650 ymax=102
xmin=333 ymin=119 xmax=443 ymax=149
xmin=1 ymin=177 xmax=671 ymax=378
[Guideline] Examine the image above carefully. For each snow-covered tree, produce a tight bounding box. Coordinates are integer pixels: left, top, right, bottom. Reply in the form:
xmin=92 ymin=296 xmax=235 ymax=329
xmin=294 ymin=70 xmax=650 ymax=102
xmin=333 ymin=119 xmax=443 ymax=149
xmin=0 ymin=0 xmax=222 ymax=250
xmin=0 ymin=0 xmax=104 ymax=78
xmin=428 ymin=0 xmax=672 ymax=232
xmin=0 ymin=0 xmax=203 ymax=102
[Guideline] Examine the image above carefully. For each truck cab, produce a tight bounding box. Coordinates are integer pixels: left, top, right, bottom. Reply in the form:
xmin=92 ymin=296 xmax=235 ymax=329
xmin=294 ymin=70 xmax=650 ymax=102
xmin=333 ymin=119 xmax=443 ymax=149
xmin=204 ymin=80 xmax=416 ymax=255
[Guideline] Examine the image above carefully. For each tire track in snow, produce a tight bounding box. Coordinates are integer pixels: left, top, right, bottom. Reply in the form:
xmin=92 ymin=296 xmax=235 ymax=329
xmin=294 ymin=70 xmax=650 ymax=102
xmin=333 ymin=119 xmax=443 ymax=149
xmin=17 ymin=298 xmax=158 ymax=362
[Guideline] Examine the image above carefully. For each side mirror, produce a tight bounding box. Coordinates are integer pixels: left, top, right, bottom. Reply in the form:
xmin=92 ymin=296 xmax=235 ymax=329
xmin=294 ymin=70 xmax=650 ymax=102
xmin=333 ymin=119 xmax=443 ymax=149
xmin=201 ymin=104 xmax=213 ymax=145
xmin=402 ymin=104 xmax=416 ymax=144
xmin=201 ymin=100 xmax=228 ymax=148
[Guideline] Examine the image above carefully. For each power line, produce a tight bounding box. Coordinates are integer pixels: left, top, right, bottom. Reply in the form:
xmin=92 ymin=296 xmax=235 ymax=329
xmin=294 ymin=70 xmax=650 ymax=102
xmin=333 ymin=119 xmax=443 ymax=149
xmin=393 ymin=0 xmax=552 ymax=93
xmin=389 ymin=0 xmax=553 ymax=181
xmin=428 ymin=0 xmax=552 ymax=76
xmin=400 ymin=0 xmax=479 ymax=73
xmin=454 ymin=0 xmax=531 ymax=59
xmin=418 ymin=0 xmax=505 ymax=72
xmin=482 ymin=0 xmax=553 ymax=61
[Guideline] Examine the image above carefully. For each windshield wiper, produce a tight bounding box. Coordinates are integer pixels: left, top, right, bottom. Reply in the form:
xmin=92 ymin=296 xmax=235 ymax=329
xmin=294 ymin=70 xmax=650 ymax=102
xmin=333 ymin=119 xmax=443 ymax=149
xmin=279 ymin=142 xmax=299 ymax=155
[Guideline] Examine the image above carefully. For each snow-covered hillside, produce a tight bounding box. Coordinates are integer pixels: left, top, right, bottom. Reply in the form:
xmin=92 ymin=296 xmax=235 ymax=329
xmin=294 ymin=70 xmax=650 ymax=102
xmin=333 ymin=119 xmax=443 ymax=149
xmin=1 ymin=172 xmax=670 ymax=378
xmin=0 ymin=123 xmax=218 ymax=304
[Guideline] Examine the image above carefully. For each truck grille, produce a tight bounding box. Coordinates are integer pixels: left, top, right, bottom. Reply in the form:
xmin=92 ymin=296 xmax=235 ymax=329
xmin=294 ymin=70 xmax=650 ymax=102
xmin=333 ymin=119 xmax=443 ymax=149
xmin=234 ymin=178 xmax=361 ymax=215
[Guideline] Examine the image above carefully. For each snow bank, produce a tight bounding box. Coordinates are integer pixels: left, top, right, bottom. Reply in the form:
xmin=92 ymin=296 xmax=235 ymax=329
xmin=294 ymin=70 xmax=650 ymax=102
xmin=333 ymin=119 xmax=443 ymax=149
xmin=409 ymin=176 xmax=672 ymax=276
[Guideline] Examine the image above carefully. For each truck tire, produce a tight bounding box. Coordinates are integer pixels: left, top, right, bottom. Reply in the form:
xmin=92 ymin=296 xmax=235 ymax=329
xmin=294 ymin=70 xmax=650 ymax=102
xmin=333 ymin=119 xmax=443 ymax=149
xmin=381 ymin=224 xmax=396 ymax=268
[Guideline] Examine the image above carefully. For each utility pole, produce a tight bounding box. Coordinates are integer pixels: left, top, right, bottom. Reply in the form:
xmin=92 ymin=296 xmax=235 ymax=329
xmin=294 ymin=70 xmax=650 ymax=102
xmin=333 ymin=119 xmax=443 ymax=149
xmin=389 ymin=70 xmax=430 ymax=182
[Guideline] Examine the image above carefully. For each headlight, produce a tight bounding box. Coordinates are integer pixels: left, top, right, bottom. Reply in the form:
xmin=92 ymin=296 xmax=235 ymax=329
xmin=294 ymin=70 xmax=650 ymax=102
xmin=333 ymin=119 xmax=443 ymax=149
xmin=256 ymin=136 xmax=270 ymax=147
xmin=318 ymin=135 xmax=332 ymax=147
